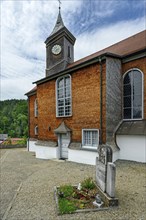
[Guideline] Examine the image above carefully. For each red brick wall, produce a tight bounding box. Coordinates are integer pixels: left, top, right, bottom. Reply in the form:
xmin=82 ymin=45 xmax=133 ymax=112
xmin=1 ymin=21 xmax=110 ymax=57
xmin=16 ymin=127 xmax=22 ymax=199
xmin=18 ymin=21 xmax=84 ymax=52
xmin=122 ymin=57 xmax=146 ymax=118
xmin=35 ymin=63 xmax=106 ymax=143
xmin=29 ymin=95 xmax=38 ymax=138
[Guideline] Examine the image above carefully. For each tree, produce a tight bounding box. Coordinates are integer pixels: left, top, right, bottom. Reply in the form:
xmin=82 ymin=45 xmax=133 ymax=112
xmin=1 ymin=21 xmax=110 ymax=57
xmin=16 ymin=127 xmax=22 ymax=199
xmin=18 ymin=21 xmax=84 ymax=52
xmin=0 ymin=99 xmax=28 ymax=138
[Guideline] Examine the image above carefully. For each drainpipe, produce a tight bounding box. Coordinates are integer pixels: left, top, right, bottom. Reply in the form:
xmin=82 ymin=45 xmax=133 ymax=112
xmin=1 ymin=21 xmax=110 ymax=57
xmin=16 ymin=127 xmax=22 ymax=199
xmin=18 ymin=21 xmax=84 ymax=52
xmin=27 ymin=98 xmax=30 ymax=151
xmin=99 ymin=57 xmax=103 ymax=145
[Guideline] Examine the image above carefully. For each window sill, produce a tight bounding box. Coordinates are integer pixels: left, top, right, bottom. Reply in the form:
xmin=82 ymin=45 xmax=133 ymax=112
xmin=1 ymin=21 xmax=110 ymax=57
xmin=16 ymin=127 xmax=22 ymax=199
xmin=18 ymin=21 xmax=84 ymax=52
xmin=81 ymin=146 xmax=98 ymax=152
xmin=56 ymin=115 xmax=72 ymax=118
xmin=123 ymin=118 xmax=143 ymax=121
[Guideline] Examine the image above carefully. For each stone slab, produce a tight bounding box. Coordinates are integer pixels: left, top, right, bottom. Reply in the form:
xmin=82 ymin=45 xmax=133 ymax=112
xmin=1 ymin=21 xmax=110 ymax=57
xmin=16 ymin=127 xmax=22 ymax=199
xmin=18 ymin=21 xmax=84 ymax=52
xmin=96 ymin=158 xmax=106 ymax=192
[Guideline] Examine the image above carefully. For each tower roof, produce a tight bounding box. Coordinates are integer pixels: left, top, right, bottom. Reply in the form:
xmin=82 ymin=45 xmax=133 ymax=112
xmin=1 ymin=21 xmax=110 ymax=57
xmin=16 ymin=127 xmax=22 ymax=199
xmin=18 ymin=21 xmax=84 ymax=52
xmin=45 ymin=9 xmax=76 ymax=45
xmin=50 ymin=10 xmax=64 ymax=36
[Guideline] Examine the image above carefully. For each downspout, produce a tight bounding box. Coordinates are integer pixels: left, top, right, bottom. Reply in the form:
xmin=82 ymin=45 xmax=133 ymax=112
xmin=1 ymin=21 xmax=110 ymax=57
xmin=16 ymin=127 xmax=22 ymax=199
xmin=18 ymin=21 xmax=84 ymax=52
xmin=99 ymin=57 xmax=103 ymax=145
xmin=27 ymin=98 xmax=30 ymax=151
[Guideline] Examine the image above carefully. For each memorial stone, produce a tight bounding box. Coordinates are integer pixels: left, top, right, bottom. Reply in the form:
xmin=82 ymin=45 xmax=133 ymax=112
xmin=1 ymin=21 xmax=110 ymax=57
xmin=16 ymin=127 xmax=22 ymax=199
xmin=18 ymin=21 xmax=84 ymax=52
xmin=96 ymin=145 xmax=112 ymax=192
xmin=96 ymin=145 xmax=118 ymax=206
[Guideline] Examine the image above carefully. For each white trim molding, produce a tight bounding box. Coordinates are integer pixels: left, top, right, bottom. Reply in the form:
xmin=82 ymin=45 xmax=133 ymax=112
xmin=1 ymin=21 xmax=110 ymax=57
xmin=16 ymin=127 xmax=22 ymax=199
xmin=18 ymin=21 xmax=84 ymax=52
xmin=123 ymin=68 xmax=144 ymax=120
xmin=82 ymin=129 xmax=99 ymax=150
xmin=56 ymin=74 xmax=72 ymax=117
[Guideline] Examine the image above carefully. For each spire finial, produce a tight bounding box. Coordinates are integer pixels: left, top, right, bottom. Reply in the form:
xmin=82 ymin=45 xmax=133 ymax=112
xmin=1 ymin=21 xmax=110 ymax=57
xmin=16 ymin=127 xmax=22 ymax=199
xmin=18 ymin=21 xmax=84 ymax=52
xmin=58 ymin=0 xmax=61 ymax=11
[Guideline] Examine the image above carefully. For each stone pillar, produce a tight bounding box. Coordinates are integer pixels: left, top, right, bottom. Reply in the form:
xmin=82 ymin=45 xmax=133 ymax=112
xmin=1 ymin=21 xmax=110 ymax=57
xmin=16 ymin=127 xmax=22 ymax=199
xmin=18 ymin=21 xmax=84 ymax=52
xmin=106 ymin=162 xmax=116 ymax=197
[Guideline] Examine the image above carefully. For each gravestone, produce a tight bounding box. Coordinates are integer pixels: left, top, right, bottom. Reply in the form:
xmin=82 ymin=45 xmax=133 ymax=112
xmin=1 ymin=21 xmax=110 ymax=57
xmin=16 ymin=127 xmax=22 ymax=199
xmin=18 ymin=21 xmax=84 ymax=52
xmin=95 ymin=145 xmax=118 ymax=206
xmin=96 ymin=145 xmax=112 ymax=192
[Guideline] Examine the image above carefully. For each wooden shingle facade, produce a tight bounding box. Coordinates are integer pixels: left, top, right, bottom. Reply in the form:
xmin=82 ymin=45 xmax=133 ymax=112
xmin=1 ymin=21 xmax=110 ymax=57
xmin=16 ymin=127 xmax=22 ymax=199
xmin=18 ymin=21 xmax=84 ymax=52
xmin=26 ymin=11 xmax=146 ymax=164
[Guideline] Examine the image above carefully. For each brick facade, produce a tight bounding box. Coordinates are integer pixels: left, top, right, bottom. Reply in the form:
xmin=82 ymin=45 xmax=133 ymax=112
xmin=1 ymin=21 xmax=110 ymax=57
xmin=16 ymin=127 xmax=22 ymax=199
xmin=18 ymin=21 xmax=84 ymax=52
xmin=28 ymin=56 xmax=146 ymax=144
xmin=35 ymin=62 xmax=107 ymax=143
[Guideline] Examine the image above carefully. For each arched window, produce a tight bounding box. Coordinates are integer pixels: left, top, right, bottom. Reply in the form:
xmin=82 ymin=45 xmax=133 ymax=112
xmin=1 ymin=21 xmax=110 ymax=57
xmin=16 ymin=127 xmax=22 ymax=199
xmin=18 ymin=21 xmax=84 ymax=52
xmin=34 ymin=126 xmax=38 ymax=135
xmin=123 ymin=69 xmax=143 ymax=120
xmin=56 ymin=75 xmax=71 ymax=117
xmin=34 ymin=98 xmax=38 ymax=117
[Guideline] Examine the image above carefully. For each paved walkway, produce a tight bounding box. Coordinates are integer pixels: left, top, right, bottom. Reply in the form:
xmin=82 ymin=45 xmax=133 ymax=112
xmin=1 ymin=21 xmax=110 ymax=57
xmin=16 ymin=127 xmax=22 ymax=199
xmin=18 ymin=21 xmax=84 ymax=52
xmin=0 ymin=148 xmax=145 ymax=220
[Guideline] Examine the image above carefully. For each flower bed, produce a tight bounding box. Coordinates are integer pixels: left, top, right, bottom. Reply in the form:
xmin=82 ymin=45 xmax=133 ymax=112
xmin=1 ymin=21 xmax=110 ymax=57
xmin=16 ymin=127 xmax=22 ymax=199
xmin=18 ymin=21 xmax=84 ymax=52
xmin=54 ymin=178 xmax=109 ymax=215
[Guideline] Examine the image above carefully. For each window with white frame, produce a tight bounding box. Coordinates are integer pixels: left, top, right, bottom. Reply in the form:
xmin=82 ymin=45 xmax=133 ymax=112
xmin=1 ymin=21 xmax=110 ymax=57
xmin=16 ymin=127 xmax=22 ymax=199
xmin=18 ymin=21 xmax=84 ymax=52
xmin=82 ymin=129 xmax=99 ymax=149
xmin=34 ymin=98 xmax=38 ymax=117
xmin=56 ymin=75 xmax=71 ymax=117
xmin=123 ymin=69 xmax=143 ymax=120
xmin=34 ymin=126 xmax=38 ymax=135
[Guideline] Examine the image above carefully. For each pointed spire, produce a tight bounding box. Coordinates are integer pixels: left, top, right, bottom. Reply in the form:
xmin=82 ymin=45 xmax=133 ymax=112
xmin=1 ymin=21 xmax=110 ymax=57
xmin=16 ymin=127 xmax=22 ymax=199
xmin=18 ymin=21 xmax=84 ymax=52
xmin=50 ymin=7 xmax=64 ymax=36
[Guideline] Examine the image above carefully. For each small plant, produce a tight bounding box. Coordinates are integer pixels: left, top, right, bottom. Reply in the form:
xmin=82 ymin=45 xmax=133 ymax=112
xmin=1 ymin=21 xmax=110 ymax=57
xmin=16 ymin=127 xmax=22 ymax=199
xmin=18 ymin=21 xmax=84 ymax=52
xmin=58 ymin=185 xmax=74 ymax=198
xmin=3 ymin=137 xmax=11 ymax=145
xmin=56 ymin=179 xmax=99 ymax=215
xmin=58 ymin=198 xmax=76 ymax=214
xmin=17 ymin=137 xmax=27 ymax=145
xmin=81 ymin=177 xmax=96 ymax=190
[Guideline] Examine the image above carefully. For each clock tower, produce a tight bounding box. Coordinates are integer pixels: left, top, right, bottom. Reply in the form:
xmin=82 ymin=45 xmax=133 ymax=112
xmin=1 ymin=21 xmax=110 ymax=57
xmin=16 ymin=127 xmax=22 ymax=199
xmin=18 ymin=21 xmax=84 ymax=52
xmin=45 ymin=8 xmax=76 ymax=77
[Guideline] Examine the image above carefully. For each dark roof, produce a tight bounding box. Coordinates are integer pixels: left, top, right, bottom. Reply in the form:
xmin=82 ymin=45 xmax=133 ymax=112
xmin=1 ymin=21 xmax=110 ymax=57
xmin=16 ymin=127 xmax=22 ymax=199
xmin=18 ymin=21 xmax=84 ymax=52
xmin=54 ymin=121 xmax=71 ymax=134
xmin=26 ymin=30 xmax=146 ymax=91
xmin=68 ymin=30 xmax=146 ymax=68
xmin=25 ymin=86 xmax=37 ymax=96
xmin=45 ymin=10 xmax=76 ymax=45
xmin=116 ymin=120 xmax=146 ymax=135
xmin=50 ymin=10 xmax=64 ymax=36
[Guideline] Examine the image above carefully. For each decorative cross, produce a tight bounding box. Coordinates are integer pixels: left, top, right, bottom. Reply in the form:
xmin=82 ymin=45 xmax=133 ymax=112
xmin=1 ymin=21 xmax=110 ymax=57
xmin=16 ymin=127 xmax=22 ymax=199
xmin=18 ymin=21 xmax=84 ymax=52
xmin=58 ymin=0 xmax=61 ymax=9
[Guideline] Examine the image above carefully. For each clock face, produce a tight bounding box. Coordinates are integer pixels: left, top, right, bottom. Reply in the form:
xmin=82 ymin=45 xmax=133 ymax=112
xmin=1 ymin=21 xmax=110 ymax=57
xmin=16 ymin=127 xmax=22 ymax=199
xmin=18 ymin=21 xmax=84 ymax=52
xmin=52 ymin=44 xmax=62 ymax=55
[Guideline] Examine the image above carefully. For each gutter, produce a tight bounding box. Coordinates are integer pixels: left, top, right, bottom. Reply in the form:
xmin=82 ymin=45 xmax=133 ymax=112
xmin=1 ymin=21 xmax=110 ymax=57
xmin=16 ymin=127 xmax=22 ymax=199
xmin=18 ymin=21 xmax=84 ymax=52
xmin=33 ymin=52 xmax=121 ymax=85
xmin=99 ymin=56 xmax=103 ymax=144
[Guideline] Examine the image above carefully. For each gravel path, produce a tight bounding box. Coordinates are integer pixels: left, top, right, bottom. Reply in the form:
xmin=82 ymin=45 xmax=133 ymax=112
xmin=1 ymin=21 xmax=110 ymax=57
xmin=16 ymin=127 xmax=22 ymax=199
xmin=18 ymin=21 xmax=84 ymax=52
xmin=0 ymin=148 xmax=145 ymax=220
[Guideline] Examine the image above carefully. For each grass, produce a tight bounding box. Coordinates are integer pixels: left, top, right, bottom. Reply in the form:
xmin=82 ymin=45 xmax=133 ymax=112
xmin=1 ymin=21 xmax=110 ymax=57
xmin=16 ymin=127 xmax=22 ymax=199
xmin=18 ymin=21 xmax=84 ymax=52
xmin=58 ymin=185 xmax=74 ymax=197
xmin=58 ymin=198 xmax=76 ymax=214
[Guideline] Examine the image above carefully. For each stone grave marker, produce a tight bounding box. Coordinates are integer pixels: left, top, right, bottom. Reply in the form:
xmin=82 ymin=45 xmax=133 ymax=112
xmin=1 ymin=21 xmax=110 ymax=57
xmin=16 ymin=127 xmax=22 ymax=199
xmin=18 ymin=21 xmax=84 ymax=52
xmin=96 ymin=145 xmax=112 ymax=192
xmin=95 ymin=145 xmax=118 ymax=206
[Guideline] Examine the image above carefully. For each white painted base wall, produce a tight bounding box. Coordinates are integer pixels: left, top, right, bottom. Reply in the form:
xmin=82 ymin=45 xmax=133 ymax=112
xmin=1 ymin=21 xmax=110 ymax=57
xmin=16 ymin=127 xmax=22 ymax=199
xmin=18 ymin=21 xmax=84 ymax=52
xmin=27 ymin=137 xmax=146 ymax=164
xmin=27 ymin=140 xmax=59 ymax=160
xmin=116 ymin=135 xmax=146 ymax=163
xmin=68 ymin=149 xmax=99 ymax=165
xmin=27 ymin=140 xmax=37 ymax=152
xmin=35 ymin=145 xmax=59 ymax=160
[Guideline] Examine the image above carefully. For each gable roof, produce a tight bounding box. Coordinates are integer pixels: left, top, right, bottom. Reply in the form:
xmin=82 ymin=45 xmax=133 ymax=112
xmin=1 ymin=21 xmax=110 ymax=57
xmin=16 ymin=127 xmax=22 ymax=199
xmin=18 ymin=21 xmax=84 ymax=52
xmin=54 ymin=121 xmax=71 ymax=134
xmin=68 ymin=30 xmax=146 ymax=68
xmin=25 ymin=86 xmax=37 ymax=96
xmin=26 ymin=30 xmax=146 ymax=92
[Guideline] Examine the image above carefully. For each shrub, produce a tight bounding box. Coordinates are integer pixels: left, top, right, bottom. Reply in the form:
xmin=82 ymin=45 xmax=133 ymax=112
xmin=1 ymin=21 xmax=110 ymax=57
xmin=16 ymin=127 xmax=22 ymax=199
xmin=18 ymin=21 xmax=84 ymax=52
xmin=81 ymin=177 xmax=96 ymax=190
xmin=17 ymin=137 xmax=27 ymax=145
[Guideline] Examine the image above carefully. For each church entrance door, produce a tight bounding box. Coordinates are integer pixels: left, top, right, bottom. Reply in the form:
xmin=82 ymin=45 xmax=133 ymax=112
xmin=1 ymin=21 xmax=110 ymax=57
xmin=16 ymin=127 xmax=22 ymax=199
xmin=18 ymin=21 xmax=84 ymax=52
xmin=60 ymin=134 xmax=69 ymax=159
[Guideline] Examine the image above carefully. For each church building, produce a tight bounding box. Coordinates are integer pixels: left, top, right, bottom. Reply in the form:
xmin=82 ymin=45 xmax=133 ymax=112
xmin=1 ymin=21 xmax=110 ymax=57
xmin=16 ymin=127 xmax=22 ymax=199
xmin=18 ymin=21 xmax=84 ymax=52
xmin=25 ymin=9 xmax=146 ymax=164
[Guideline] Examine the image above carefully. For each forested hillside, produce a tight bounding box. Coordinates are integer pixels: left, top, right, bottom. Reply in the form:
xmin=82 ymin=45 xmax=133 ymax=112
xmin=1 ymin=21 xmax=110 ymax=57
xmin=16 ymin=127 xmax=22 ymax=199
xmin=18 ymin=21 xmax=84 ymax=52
xmin=0 ymin=99 xmax=28 ymax=138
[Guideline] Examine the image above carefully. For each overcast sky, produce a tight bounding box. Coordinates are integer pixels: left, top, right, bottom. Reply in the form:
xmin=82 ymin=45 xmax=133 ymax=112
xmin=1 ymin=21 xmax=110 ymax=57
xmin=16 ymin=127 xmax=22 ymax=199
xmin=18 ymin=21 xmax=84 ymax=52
xmin=1 ymin=0 xmax=146 ymax=100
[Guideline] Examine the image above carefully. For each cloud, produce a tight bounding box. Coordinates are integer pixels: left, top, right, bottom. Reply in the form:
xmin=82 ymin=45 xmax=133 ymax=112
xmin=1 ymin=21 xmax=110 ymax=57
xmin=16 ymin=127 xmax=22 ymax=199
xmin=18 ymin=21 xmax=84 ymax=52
xmin=74 ymin=17 xmax=145 ymax=60
xmin=1 ymin=0 xmax=145 ymax=100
